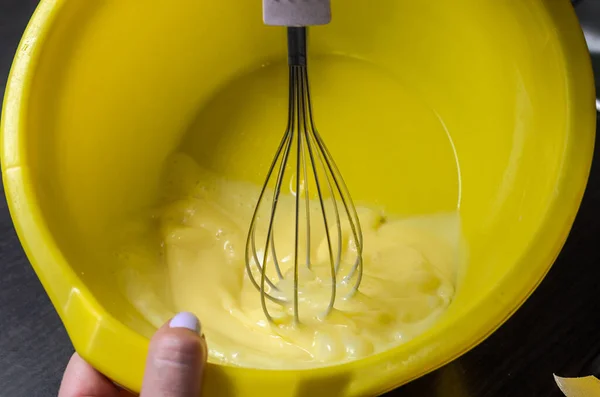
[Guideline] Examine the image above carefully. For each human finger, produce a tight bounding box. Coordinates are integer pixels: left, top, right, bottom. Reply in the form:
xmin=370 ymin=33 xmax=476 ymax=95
xmin=140 ymin=312 xmax=207 ymax=397
xmin=58 ymin=353 xmax=121 ymax=397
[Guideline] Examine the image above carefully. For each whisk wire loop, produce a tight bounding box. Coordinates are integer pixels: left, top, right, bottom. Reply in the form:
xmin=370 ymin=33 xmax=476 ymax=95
xmin=245 ymin=27 xmax=364 ymax=325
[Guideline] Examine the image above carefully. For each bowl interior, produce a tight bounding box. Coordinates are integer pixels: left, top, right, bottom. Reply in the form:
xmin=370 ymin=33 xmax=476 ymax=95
xmin=3 ymin=0 xmax=594 ymax=395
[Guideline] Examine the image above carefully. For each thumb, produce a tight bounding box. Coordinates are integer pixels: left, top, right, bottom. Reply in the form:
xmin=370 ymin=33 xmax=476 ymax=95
xmin=141 ymin=312 xmax=207 ymax=397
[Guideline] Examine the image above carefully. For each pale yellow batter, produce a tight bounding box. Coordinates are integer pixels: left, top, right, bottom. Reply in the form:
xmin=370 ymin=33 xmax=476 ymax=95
xmin=120 ymin=152 xmax=461 ymax=369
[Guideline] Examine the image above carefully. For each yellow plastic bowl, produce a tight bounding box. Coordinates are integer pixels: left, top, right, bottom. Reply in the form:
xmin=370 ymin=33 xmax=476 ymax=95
xmin=1 ymin=0 xmax=596 ymax=395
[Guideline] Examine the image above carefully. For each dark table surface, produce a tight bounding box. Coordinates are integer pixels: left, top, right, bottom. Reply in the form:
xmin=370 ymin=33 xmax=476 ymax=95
xmin=1 ymin=1 xmax=599 ymax=396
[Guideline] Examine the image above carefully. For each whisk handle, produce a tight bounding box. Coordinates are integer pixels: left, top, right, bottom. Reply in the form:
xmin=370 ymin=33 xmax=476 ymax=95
xmin=287 ymin=27 xmax=307 ymax=67
xmin=263 ymin=0 xmax=331 ymax=27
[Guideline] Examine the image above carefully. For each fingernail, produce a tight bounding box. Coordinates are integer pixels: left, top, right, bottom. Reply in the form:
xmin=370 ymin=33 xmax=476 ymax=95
xmin=169 ymin=312 xmax=201 ymax=334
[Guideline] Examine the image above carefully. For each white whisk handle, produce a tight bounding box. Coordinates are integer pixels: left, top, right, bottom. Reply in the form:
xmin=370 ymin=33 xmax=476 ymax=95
xmin=263 ymin=0 xmax=331 ymax=27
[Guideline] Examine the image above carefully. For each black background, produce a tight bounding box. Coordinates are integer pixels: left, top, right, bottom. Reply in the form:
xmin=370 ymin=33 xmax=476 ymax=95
xmin=1 ymin=1 xmax=599 ymax=396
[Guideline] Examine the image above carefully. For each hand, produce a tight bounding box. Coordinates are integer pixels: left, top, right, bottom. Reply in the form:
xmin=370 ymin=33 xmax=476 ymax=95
xmin=58 ymin=312 xmax=207 ymax=397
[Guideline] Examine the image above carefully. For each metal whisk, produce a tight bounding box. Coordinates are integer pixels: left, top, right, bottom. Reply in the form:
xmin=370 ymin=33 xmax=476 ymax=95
xmin=245 ymin=0 xmax=363 ymax=325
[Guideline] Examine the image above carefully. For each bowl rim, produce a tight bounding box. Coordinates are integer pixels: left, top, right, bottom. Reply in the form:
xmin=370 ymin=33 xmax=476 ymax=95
xmin=1 ymin=0 xmax=596 ymax=395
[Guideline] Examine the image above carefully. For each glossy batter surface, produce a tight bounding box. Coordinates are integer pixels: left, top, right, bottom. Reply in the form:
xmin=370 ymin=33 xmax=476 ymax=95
xmin=123 ymin=153 xmax=461 ymax=369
